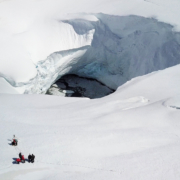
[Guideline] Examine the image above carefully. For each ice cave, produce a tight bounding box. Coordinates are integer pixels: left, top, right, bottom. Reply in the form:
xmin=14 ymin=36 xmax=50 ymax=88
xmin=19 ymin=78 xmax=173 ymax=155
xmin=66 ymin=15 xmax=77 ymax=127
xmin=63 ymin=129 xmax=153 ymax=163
xmin=15 ymin=14 xmax=180 ymax=98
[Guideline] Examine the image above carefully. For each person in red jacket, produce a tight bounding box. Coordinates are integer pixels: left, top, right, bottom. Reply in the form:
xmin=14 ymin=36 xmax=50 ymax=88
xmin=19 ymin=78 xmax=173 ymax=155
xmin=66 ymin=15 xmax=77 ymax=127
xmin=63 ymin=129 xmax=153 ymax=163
xmin=12 ymin=135 xmax=18 ymax=146
xmin=21 ymin=155 xmax=25 ymax=163
xmin=16 ymin=158 xmax=21 ymax=164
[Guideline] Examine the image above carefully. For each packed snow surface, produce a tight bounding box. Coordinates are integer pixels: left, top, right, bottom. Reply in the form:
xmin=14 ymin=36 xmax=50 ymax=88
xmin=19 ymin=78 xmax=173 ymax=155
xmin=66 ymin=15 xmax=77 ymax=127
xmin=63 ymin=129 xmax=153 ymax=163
xmin=164 ymin=96 xmax=180 ymax=110
xmin=0 ymin=64 xmax=180 ymax=179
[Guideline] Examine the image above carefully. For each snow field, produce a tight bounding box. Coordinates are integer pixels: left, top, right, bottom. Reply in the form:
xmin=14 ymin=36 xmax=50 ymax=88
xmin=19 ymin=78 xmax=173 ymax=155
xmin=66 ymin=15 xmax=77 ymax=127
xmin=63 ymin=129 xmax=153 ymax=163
xmin=0 ymin=0 xmax=180 ymax=179
xmin=0 ymin=64 xmax=180 ymax=179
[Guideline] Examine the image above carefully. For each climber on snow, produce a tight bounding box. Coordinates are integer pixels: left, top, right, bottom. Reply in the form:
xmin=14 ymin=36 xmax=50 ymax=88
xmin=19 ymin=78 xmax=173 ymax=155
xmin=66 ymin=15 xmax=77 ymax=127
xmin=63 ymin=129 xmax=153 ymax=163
xmin=12 ymin=135 xmax=18 ymax=146
xmin=28 ymin=154 xmax=32 ymax=163
xmin=31 ymin=154 xmax=35 ymax=163
xmin=18 ymin=152 xmax=25 ymax=163
xmin=19 ymin=152 xmax=22 ymax=160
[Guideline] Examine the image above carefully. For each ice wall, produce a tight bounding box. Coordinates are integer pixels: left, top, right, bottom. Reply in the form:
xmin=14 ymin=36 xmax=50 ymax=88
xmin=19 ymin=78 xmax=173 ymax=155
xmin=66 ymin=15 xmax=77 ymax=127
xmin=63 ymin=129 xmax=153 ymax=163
xmin=24 ymin=14 xmax=180 ymax=94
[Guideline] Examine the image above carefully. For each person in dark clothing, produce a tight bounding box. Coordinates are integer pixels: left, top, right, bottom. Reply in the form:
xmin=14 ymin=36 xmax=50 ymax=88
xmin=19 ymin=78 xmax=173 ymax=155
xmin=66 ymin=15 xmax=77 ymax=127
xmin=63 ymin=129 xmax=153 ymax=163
xmin=12 ymin=135 xmax=18 ymax=146
xmin=19 ymin=152 xmax=22 ymax=160
xmin=12 ymin=139 xmax=16 ymax=146
xmin=14 ymin=139 xmax=18 ymax=146
xmin=12 ymin=139 xmax=17 ymax=146
xmin=31 ymin=154 xmax=35 ymax=163
xmin=28 ymin=154 xmax=32 ymax=163
xmin=16 ymin=158 xmax=21 ymax=164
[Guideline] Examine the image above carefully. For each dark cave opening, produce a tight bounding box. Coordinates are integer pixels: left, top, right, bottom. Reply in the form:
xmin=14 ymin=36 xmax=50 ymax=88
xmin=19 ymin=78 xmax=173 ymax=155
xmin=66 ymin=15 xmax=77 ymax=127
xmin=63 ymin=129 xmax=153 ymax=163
xmin=46 ymin=74 xmax=115 ymax=99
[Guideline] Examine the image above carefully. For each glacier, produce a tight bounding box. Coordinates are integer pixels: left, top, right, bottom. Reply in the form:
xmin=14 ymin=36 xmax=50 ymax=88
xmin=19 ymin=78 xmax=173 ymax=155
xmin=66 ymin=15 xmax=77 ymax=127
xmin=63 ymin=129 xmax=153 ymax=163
xmin=22 ymin=14 xmax=180 ymax=94
xmin=1 ymin=0 xmax=180 ymax=179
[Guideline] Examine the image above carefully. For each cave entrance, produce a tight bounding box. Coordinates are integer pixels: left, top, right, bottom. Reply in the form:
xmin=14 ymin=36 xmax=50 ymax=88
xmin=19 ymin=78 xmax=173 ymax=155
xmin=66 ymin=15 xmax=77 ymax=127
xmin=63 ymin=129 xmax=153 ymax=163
xmin=32 ymin=15 xmax=180 ymax=96
xmin=46 ymin=74 xmax=115 ymax=99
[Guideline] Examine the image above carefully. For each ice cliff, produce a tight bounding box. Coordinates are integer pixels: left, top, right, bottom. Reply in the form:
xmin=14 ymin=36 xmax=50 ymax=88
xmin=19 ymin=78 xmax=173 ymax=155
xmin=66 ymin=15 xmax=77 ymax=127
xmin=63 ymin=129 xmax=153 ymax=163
xmin=23 ymin=14 xmax=180 ymax=94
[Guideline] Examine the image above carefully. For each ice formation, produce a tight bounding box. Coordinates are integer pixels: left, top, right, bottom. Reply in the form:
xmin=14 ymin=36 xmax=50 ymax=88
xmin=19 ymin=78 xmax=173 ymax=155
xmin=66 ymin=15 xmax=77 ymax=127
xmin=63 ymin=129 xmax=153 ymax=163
xmin=23 ymin=14 xmax=180 ymax=94
xmin=47 ymin=74 xmax=114 ymax=98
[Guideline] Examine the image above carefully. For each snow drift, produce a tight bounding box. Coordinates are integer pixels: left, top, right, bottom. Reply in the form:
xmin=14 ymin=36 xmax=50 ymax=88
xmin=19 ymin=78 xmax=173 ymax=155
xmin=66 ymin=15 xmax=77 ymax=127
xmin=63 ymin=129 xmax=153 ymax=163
xmin=0 ymin=64 xmax=180 ymax=180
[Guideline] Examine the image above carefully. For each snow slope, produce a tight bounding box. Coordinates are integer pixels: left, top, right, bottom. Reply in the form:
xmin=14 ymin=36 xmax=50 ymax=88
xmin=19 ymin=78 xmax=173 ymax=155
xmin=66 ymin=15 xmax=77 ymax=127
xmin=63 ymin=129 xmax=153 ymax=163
xmin=0 ymin=64 xmax=180 ymax=180
xmin=0 ymin=0 xmax=180 ymax=179
xmin=0 ymin=0 xmax=180 ymax=93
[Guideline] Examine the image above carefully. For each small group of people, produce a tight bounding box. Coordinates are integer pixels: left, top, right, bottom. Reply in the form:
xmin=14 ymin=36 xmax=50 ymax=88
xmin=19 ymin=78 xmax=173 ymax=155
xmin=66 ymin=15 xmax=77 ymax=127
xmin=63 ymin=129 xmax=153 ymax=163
xmin=28 ymin=154 xmax=35 ymax=163
xmin=12 ymin=135 xmax=36 ymax=164
xmin=16 ymin=152 xmax=35 ymax=164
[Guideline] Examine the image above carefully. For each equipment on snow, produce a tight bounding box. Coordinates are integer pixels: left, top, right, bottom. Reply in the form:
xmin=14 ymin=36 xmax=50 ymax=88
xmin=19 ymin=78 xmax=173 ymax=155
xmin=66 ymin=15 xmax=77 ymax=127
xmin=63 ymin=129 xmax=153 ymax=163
xmin=16 ymin=158 xmax=21 ymax=164
xmin=16 ymin=153 xmax=25 ymax=164
xmin=15 ymin=157 xmax=25 ymax=164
